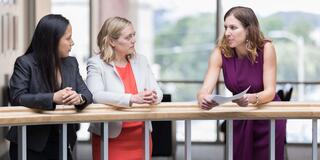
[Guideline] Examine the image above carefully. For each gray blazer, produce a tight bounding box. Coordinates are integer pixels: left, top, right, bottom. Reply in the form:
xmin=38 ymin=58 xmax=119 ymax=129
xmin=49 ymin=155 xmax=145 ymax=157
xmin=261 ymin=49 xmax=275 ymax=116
xmin=86 ymin=54 xmax=163 ymax=138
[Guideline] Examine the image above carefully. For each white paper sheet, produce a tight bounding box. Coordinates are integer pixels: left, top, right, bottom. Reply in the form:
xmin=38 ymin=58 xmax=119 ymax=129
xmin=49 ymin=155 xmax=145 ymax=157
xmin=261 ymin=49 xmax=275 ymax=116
xmin=210 ymin=86 xmax=251 ymax=105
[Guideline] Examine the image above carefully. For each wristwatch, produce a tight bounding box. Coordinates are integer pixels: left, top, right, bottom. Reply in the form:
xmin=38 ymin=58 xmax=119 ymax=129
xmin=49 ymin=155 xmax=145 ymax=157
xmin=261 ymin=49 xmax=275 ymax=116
xmin=79 ymin=94 xmax=85 ymax=105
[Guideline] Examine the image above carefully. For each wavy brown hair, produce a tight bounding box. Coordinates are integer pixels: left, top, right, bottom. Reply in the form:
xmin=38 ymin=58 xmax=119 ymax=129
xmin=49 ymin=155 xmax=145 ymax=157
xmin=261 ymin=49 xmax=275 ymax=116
xmin=218 ymin=6 xmax=265 ymax=63
xmin=97 ymin=17 xmax=133 ymax=63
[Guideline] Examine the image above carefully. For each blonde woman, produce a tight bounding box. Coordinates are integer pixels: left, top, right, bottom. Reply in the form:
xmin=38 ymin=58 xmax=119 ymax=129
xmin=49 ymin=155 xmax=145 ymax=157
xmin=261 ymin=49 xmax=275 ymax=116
xmin=86 ymin=17 xmax=163 ymax=160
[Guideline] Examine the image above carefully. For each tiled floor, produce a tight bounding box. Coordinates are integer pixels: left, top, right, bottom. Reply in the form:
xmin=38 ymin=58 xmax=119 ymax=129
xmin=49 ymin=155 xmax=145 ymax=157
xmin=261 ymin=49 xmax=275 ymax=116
xmin=75 ymin=142 xmax=318 ymax=160
xmin=75 ymin=142 xmax=224 ymax=160
xmin=1 ymin=142 xmax=318 ymax=160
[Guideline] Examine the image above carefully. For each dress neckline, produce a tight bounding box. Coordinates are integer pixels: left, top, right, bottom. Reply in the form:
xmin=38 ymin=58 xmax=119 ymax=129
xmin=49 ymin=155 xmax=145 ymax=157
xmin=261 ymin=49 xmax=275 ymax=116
xmin=115 ymin=62 xmax=130 ymax=69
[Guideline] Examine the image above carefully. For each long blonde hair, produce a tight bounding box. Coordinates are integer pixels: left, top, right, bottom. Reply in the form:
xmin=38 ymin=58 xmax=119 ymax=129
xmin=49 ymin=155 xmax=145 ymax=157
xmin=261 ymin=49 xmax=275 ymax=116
xmin=218 ymin=6 xmax=265 ymax=63
xmin=97 ymin=17 xmax=133 ymax=63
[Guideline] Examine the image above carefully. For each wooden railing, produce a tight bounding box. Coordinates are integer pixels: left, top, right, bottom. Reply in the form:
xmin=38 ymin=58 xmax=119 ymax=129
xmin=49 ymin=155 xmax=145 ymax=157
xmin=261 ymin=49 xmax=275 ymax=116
xmin=1 ymin=102 xmax=320 ymax=160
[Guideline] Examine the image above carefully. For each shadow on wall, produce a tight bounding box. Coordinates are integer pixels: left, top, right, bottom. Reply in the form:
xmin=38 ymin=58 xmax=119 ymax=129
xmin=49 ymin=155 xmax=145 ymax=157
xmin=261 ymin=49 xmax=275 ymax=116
xmin=0 ymin=74 xmax=10 ymax=160
xmin=2 ymin=74 xmax=10 ymax=106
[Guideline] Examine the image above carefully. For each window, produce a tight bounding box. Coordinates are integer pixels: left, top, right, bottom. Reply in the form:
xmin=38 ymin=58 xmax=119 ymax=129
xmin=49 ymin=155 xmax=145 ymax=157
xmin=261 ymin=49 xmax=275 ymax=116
xmin=137 ymin=0 xmax=217 ymax=142
xmin=51 ymin=0 xmax=90 ymax=77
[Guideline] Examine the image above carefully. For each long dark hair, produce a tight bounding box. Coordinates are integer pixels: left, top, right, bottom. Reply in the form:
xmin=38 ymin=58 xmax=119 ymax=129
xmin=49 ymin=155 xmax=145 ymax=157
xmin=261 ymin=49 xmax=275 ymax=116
xmin=25 ymin=14 xmax=69 ymax=91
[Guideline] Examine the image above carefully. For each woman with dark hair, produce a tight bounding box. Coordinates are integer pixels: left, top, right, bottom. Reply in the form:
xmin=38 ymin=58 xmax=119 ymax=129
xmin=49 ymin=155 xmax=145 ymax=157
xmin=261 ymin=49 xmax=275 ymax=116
xmin=197 ymin=6 xmax=286 ymax=160
xmin=7 ymin=14 xmax=92 ymax=160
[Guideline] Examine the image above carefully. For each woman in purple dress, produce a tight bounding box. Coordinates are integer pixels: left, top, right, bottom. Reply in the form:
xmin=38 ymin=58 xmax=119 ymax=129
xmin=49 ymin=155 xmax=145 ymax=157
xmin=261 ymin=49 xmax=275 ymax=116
xmin=197 ymin=6 xmax=286 ymax=160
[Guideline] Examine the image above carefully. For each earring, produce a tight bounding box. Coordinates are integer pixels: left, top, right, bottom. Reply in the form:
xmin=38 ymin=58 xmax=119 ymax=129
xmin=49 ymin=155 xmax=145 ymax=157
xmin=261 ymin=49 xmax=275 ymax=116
xmin=245 ymin=39 xmax=252 ymax=50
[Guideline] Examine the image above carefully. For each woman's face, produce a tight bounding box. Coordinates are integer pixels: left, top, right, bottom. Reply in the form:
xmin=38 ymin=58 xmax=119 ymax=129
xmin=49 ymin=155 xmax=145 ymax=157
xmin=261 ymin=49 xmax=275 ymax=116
xmin=58 ymin=24 xmax=74 ymax=58
xmin=224 ymin=14 xmax=247 ymax=48
xmin=112 ymin=25 xmax=136 ymax=57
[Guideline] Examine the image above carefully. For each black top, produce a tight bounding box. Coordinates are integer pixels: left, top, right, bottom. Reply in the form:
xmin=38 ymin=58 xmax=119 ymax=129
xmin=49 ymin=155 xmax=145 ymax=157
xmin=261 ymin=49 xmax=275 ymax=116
xmin=7 ymin=53 xmax=93 ymax=152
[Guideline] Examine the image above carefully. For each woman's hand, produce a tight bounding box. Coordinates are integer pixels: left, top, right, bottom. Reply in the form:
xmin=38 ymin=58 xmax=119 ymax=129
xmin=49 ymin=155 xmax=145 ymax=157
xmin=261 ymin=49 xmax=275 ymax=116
xmin=62 ymin=88 xmax=82 ymax=105
xmin=130 ymin=89 xmax=158 ymax=105
xmin=232 ymin=94 xmax=249 ymax=107
xmin=53 ymin=87 xmax=72 ymax=104
xmin=198 ymin=94 xmax=219 ymax=110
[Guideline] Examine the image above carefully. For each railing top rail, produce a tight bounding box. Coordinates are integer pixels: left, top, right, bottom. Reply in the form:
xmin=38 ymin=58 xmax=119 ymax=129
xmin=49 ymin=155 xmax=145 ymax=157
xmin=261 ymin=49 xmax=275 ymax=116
xmin=158 ymin=80 xmax=320 ymax=85
xmin=1 ymin=102 xmax=320 ymax=126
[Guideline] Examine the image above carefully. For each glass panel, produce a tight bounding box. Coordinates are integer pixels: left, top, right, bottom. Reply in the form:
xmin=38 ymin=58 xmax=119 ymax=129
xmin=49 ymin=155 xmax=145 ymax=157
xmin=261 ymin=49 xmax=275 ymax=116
xmin=160 ymin=82 xmax=221 ymax=142
xmin=146 ymin=0 xmax=217 ymax=142
xmin=151 ymin=0 xmax=217 ymax=81
xmin=176 ymin=120 xmax=217 ymax=142
xmin=160 ymin=82 xmax=202 ymax=101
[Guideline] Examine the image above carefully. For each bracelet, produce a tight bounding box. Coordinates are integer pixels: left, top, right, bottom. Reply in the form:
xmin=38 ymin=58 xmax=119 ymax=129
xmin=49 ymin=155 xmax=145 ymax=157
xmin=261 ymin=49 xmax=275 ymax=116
xmin=253 ymin=93 xmax=259 ymax=105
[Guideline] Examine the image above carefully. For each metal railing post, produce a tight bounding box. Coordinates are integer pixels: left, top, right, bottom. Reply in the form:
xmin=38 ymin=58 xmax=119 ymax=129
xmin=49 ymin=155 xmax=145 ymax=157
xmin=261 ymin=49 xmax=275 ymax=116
xmin=18 ymin=125 xmax=27 ymax=160
xmin=100 ymin=122 xmax=108 ymax=160
xmin=59 ymin=123 xmax=67 ymax=160
xmin=226 ymin=120 xmax=233 ymax=160
xmin=185 ymin=120 xmax=192 ymax=160
xmin=144 ymin=121 xmax=150 ymax=160
xmin=269 ymin=120 xmax=275 ymax=160
xmin=312 ymin=119 xmax=318 ymax=160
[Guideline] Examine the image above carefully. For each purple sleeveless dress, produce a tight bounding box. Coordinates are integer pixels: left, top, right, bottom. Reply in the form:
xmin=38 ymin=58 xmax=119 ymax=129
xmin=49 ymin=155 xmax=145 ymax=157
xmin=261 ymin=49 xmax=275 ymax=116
xmin=221 ymin=48 xmax=286 ymax=160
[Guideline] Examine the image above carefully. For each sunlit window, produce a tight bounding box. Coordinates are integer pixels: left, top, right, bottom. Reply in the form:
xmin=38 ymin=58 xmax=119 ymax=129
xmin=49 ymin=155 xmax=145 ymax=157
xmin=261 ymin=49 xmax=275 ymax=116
xmin=51 ymin=0 xmax=90 ymax=77
xmin=48 ymin=0 xmax=320 ymax=144
xmin=136 ymin=0 xmax=217 ymax=142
